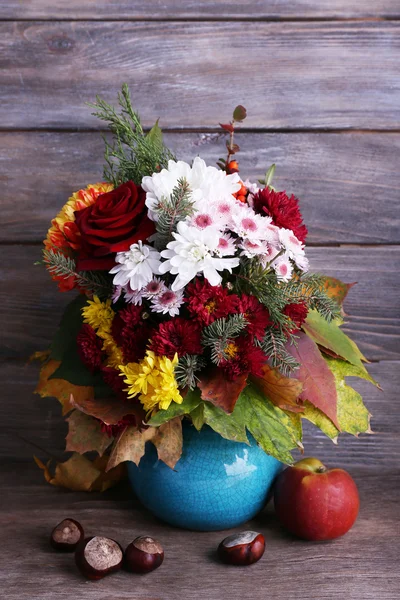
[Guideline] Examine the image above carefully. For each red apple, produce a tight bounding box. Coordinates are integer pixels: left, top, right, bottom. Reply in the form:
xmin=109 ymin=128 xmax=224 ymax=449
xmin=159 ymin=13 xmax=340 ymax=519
xmin=273 ymin=457 xmax=359 ymax=541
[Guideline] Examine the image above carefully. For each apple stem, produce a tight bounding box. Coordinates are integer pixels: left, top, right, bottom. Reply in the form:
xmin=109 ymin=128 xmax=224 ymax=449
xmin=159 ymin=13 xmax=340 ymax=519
xmin=316 ymin=466 xmax=327 ymax=473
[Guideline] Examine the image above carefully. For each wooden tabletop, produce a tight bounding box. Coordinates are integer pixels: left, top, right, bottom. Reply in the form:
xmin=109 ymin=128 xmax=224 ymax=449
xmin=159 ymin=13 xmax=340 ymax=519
xmin=1 ymin=2 xmax=399 ymax=599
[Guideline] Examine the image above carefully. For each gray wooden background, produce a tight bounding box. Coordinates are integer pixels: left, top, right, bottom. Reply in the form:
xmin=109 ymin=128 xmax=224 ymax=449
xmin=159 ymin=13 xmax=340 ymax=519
xmin=0 ymin=2 xmax=399 ymax=599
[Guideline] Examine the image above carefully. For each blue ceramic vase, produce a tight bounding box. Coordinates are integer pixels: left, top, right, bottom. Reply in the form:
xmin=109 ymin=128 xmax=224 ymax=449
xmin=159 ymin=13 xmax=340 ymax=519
xmin=127 ymin=422 xmax=282 ymax=531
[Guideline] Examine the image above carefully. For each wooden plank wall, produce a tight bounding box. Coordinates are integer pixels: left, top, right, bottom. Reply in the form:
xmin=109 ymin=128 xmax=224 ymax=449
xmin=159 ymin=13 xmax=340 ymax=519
xmin=0 ymin=1 xmax=399 ymax=470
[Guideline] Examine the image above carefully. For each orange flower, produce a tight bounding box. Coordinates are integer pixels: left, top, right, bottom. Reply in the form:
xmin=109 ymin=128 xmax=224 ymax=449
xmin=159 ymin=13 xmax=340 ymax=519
xmin=44 ymin=182 xmax=113 ymax=290
xmin=44 ymin=182 xmax=114 ymax=254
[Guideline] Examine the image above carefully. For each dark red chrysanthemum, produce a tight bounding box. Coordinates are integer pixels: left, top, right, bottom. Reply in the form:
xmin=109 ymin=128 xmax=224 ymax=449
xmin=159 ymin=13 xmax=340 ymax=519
xmin=150 ymin=318 xmax=203 ymax=359
xmin=100 ymin=414 xmax=138 ymax=438
xmin=220 ymin=336 xmax=267 ymax=380
xmin=237 ymin=294 xmax=272 ymax=340
xmin=76 ymin=324 xmax=103 ymax=372
xmin=252 ymin=187 xmax=308 ymax=243
xmin=101 ymin=366 xmax=128 ymax=401
xmin=185 ymin=278 xmax=239 ymax=325
xmin=111 ymin=304 xmax=151 ymax=363
xmin=283 ymin=302 xmax=309 ymax=331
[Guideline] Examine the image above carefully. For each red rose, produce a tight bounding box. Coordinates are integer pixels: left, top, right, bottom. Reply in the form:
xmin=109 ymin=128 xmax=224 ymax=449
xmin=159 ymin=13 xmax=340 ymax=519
xmin=74 ymin=181 xmax=155 ymax=271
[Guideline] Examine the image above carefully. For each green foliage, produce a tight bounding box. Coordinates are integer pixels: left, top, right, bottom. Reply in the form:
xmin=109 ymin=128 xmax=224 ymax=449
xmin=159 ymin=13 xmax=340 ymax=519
xmin=190 ymin=404 xmax=205 ymax=431
xmin=152 ymin=178 xmax=195 ymax=249
xmin=303 ymin=310 xmax=368 ymax=371
xmin=325 ymin=356 xmax=374 ymax=436
xmin=49 ymin=295 xmax=87 ymax=361
xmin=89 ymin=83 xmax=175 ymax=186
xmin=174 ymin=354 xmax=206 ymax=390
xmin=202 ymin=382 xmax=300 ymax=464
xmin=202 ymin=401 xmax=249 ymax=444
xmin=43 ymin=249 xmax=113 ymax=299
xmin=202 ymin=314 xmax=248 ymax=364
xmin=147 ymin=388 xmax=202 ymax=426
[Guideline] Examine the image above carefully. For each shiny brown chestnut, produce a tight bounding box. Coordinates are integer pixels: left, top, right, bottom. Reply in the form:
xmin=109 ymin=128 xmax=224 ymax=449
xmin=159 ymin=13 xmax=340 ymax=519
xmin=124 ymin=536 xmax=164 ymax=574
xmin=75 ymin=536 xmax=124 ymax=580
xmin=50 ymin=518 xmax=84 ymax=552
xmin=218 ymin=531 xmax=265 ymax=566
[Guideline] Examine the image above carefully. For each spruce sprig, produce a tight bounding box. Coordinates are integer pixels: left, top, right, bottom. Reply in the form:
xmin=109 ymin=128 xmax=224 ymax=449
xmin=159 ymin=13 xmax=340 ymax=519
xmin=259 ymin=328 xmax=300 ymax=376
xmin=202 ymin=314 xmax=248 ymax=365
xmin=89 ymin=84 xmax=175 ymax=186
xmin=152 ymin=178 xmax=194 ymax=249
xmin=175 ymin=354 xmax=206 ymax=390
xmin=43 ymin=249 xmax=113 ymax=299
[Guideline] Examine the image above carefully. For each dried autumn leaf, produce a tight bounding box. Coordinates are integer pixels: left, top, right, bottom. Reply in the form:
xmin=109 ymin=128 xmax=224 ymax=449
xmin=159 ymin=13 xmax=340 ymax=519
xmin=34 ymin=453 xmax=125 ymax=492
xmin=286 ymin=333 xmax=340 ymax=429
xmin=106 ymin=426 xmax=156 ymax=471
xmin=197 ymin=367 xmax=248 ymax=414
xmin=70 ymin=393 xmax=145 ymax=425
xmin=152 ymin=418 xmax=183 ymax=469
xmin=322 ymin=277 xmax=356 ymax=308
xmin=66 ymin=410 xmax=112 ymax=456
xmin=251 ymin=365 xmax=303 ymax=413
xmin=35 ymin=359 xmax=92 ymax=415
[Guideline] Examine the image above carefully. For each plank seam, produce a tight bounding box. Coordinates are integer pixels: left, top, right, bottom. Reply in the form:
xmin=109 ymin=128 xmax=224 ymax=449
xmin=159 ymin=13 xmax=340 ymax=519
xmin=1 ymin=17 xmax=400 ymax=23
xmin=2 ymin=128 xmax=400 ymax=135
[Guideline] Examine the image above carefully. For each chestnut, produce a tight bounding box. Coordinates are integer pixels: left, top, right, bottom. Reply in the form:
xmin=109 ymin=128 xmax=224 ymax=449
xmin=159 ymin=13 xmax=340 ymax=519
xmin=75 ymin=536 xmax=123 ymax=580
xmin=124 ymin=536 xmax=164 ymax=574
xmin=50 ymin=518 xmax=84 ymax=552
xmin=218 ymin=531 xmax=265 ymax=566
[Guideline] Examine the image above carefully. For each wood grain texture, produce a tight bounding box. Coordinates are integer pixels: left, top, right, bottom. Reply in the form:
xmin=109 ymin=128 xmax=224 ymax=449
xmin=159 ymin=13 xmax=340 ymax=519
xmin=1 ymin=360 xmax=395 ymax=469
xmin=1 ymin=21 xmax=399 ymax=129
xmin=0 ymin=463 xmax=398 ymax=600
xmin=1 ymin=0 xmax=399 ymax=20
xmin=2 ymin=131 xmax=400 ymax=244
xmin=2 ymin=245 xmax=398 ymax=362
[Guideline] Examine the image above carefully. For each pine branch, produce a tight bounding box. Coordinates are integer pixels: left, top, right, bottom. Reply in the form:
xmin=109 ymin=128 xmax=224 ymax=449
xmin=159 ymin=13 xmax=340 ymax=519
xmin=152 ymin=178 xmax=194 ymax=249
xmin=259 ymin=328 xmax=300 ymax=376
xmin=175 ymin=354 xmax=206 ymax=390
xmin=89 ymin=84 xmax=175 ymax=186
xmin=43 ymin=249 xmax=113 ymax=299
xmin=202 ymin=314 xmax=248 ymax=365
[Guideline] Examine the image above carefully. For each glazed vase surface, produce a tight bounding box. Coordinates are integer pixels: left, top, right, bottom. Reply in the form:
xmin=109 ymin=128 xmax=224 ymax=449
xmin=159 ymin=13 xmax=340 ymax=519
xmin=128 ymin=422 xmax=282 ymax=531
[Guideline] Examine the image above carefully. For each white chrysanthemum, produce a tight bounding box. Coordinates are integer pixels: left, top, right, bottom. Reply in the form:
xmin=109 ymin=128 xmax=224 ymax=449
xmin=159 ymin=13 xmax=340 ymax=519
xmin=142 ymin=277 xmax=167 ymax=299
xmin=112 ymin=285 xmax=123 ymax=304
xmin=124 ymin=284 xmax=144 ymax=305
xmin=259 ymin=244 xmax=282 ymax=267
xmin=273 ymin=253 xmax=293 ymax=282
xmin=110 ymin=242 xmax=161 ymax=291
xmin=278 ymin=228 xmax=305 ymax=257
xmin=142 ymin=157 xmax=241 ymax=221
xmin=293 ymin=253 xmax=310 ymax=272
xmin=239 ymin=239 xmax=271 ymax=259
xmin=216 ymin=233 xmax=237 ymax=257
xmin=231 ymin=205 xmax=272 ymax=241
xmin=159 ymin=221 xmax=239 ymax=290
xmin=150 ymin=288 xmax=184 ymax=317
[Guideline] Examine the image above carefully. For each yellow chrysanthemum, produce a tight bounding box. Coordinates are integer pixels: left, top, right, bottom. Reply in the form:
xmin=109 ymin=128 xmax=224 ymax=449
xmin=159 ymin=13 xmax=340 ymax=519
xmin=119 ymin=351 xmax=182 ymax=412
xmin=102 ymin=334 xmax=124 ymax=369
xmin=82 ymin=295 xmax=115 ymax=339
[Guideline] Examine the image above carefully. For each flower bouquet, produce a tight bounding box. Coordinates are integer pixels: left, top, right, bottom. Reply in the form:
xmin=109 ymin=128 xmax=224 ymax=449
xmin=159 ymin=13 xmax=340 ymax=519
xmin=35 ymin=86 xmax=377 ymax=516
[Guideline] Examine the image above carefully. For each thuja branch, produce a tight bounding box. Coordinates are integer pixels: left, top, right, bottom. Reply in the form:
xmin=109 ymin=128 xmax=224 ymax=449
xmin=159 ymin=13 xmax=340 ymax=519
xmin=89 ymin=83 xmax=175 ymax=186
